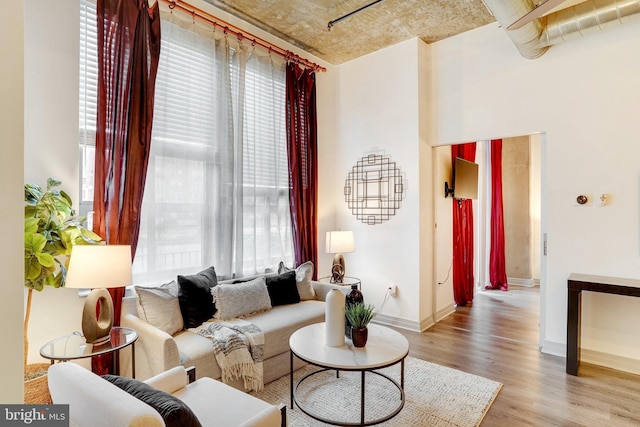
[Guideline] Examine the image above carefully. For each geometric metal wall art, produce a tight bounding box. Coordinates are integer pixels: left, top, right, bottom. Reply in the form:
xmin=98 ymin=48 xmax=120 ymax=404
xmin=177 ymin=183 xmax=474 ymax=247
xmin=344 ymin=153 xmax=404 ymax=225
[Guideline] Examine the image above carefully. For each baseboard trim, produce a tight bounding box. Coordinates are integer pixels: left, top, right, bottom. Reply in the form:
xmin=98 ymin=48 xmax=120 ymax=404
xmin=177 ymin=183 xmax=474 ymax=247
xmin=434 ymin=304 xmax=455 ymax=323
xmin=420 ymin=317 xmax=435 ymax=332
xmin=541 ymin=340 xmax=640 ymax=376
xmin=581 ymin=348 xmax=640 ymax=376
xmin=373 ymin=305 xmax=456 ymax=333
xmin=373 ymin=313 xmax=422 ymax=333
xmin=508 ymin=277 xmax=535 ymax=287
xmin=541 ymin=339 xmax=565 ymax=358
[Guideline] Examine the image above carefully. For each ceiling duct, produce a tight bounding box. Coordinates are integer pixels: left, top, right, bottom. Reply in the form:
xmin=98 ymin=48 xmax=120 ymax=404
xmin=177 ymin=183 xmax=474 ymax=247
xmin=483 ymin=0 xmax=640 ymax=59
xmin=483 ymin=0 xmax=550 ymax=59
xmin=541 ymin=0 xmax=640 ymax=45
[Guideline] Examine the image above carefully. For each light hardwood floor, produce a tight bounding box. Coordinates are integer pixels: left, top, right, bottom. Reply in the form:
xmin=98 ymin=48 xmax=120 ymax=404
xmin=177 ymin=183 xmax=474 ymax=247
xmin=393 ymin=286 xmax=640 ymax=426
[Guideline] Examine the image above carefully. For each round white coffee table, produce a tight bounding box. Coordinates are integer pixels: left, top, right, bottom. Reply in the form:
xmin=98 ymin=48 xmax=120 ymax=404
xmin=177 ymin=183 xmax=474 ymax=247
xmin=289 ymin=322 xmax=409 ymax=426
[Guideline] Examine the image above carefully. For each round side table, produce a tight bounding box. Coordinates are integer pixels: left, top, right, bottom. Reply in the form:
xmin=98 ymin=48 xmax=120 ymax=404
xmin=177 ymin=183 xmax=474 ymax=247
xmin=40 ymin=326 xmax=138 ymax=377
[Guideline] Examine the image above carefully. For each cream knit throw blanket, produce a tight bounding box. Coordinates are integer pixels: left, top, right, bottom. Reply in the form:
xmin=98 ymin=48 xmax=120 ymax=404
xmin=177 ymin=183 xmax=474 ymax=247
xmin=194 ymin=319 xmax=265 ymax=391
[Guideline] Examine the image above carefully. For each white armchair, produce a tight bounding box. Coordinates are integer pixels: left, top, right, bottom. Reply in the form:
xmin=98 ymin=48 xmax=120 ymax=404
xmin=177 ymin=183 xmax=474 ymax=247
xmin=48 ymin=362 xmax=286 ymax=427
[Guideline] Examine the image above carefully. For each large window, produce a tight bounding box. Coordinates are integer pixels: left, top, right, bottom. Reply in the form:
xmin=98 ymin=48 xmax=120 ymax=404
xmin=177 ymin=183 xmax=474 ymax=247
xmin=79 ymin=0 xmax=293 ymax=285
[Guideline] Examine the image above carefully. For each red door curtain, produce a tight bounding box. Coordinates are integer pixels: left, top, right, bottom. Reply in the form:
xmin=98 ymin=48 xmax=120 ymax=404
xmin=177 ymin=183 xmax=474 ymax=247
xmin=487 ymin=139 xmax=508 ymax=291
xmin=452 ymin=143 xmax=476 ymax=306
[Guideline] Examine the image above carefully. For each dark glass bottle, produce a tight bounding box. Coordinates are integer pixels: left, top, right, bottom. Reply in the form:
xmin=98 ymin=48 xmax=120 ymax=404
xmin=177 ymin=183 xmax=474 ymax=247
xmin=345 ymin=283 xmax=364 ymax=339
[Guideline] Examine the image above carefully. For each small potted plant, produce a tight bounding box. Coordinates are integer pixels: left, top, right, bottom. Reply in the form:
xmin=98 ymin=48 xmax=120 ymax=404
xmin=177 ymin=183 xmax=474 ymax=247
xmin=345 ymin=303 xmax=376 ymax=347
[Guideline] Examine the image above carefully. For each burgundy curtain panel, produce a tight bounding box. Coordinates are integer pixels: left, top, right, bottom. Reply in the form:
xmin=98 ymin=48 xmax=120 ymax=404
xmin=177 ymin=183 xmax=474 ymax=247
xmin=487 ymin=139 xmax=508 ymax=291
xmin=92 ymin=0 xmax=161 ymax=374
xmin=452 ymin=143 xmax=476 ymax=306
xmin=285 ymin=63 xmax=318 ymax=278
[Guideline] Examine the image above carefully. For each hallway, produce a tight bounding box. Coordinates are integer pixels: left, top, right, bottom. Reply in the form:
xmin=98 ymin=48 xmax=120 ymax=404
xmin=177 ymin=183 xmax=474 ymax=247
xmin=445 ymin=285 xmax=540 ymax=347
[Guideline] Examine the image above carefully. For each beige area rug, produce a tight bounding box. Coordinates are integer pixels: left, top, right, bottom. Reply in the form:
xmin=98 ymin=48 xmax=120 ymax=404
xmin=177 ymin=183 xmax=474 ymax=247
xmin=252 ymin=356 xmax=502 ymax=426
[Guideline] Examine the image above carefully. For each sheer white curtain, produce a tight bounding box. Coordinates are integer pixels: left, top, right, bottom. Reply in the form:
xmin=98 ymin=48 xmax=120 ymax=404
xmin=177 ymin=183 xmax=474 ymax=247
xmin=240 ymin=43 xmax=292 ymax=276
xmin=131 ymin=12 xmax=293 ymax=284
xmin=79 ymin=0 xmax=293 ymax=285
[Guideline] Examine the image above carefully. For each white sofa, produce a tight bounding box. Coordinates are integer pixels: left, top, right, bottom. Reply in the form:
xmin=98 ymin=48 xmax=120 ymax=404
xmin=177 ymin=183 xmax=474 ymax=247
xmin=48 ymin=362 xmax=285 ymax=427
xmin=121 ymin=276 xmax=344 ymax=384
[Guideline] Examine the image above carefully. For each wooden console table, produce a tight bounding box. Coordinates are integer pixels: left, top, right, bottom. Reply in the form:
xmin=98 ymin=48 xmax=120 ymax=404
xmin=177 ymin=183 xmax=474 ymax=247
xmin=567 ymin=273 xmax=640 ymax=375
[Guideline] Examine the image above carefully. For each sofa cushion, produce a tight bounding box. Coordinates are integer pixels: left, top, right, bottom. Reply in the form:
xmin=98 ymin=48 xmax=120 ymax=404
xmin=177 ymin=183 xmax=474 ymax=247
xmin=136 ymin=281 xmax=183 ymax=335
xmin=174 ymin=331 xmax=224 ymax=379
xmin=102 ymin=375 xmax=202 ymax=427
xmin=172 ymin=376 xmax=279 ymax=427
xmin=212 ymin=277 xmax=272 ymax=320
xmin=249 ymin=300 xmax=325 ymax=360
xmin=178 ymin=266 xmax=218 ymax=328
xmin=265 ymin=270 xmax=300 ymax=306
xmin=175 ymin=300 xmax=326 ymax=378
xmin=279 ymin=261 xmax=316 ymax=300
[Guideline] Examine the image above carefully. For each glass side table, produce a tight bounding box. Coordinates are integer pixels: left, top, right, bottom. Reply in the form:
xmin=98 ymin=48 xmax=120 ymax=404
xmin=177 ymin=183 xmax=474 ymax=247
xmin=40 ymin=326 xmax=138 ymax=377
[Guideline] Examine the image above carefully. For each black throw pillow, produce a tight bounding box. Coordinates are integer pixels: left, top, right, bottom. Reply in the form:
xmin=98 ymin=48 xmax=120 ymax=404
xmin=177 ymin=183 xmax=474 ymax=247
xmin=102 ymin=375 xmax=202 ymax=427
xmin=266 ymin=270 xmax=300 ymax=306
xmin=177 ymin=266 xmax=217 ymax=328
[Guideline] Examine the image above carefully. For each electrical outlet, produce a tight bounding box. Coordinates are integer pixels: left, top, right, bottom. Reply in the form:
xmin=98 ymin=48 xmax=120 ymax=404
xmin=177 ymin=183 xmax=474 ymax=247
xmin=388 ymin=284 xmax=397 ymax=297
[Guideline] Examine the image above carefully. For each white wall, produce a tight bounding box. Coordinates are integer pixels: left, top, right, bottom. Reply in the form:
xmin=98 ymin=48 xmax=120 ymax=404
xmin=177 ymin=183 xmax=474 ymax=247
xmin=418 ymin=40 xmax=434 ymax=327
xmin=23 ymin=0 xmax=85 ymax=365
xmin=0 ymin=0 xmax=26 ymax=403
xmin=429 ymin=21 xmax=640 ymax=372
xmin=315 ymin=69 xmax=339 ymax=278
xmin=334 ymin=38 xmax=432 ymax=330
xmin=25 ymin=0 xmax=80 ymax=194
xmin=434 ymin=146 xmax=455 ymax=318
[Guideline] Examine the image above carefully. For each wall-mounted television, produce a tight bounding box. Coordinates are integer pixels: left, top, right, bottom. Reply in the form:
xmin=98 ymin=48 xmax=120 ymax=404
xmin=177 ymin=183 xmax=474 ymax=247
xmin=444 ymin=157 xmax=479 ymax=200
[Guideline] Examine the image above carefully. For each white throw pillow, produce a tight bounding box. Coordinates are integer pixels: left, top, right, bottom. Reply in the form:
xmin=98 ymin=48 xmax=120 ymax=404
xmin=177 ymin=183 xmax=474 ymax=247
xmin=212 ymin=277 xmax=272 ymax=320
xmin=295 ymin=261 xmax=316 ymax=300
xmin=279 ymin=261 xmax=316 ymax=300
xmin=135 ymin=281 xmax=184 ymax=336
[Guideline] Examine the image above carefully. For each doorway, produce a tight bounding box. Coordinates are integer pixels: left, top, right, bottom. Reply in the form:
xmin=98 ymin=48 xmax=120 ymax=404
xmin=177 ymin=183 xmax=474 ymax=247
xmin=434 ymin=134 xmax=544 ymax=346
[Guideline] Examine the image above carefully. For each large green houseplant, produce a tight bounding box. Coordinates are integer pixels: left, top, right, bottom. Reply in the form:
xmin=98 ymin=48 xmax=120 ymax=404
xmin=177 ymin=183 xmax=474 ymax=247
xmin=23 ymin=178 xmax=101 ymax=369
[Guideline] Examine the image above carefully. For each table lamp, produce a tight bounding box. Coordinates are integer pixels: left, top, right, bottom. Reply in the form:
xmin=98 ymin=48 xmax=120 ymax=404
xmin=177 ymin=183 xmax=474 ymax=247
xmin=65 ymin=245 xmax=132 ymax=344
xmin=325 ymin=231 xmax=355 ymax=283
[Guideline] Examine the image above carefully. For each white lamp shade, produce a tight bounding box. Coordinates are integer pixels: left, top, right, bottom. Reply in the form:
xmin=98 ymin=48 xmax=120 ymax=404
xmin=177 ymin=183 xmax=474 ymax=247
xmin=65 ymin=245 xmax=132 ymax=289
xmin=325 ymin=231 xmax=355 ymax=254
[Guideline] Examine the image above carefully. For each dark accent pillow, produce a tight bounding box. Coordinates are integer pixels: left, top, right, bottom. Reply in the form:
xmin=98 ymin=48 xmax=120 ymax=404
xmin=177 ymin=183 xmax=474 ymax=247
xmin=177 ymin=266 xmax=218 ymax=328
xmin=102 ymin=375 xmax=202 ymax=427
xmin=266 ymin=270 xmax=300 ymax=306
xmin=278 ymin=260 xmax=316 ymax=300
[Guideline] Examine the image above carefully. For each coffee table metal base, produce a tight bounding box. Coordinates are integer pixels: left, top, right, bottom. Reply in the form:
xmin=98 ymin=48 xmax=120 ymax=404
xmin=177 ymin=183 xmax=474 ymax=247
xmin=290 ymin=351 xmax=405 ymax=426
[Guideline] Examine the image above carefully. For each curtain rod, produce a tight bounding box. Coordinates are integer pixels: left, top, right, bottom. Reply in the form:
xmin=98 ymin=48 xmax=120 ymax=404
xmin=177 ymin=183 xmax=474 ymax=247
xmin=328 ymin=0 xmax=385 ymax=30
xmin=159 ymin=0 xmax=326 ymax=72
